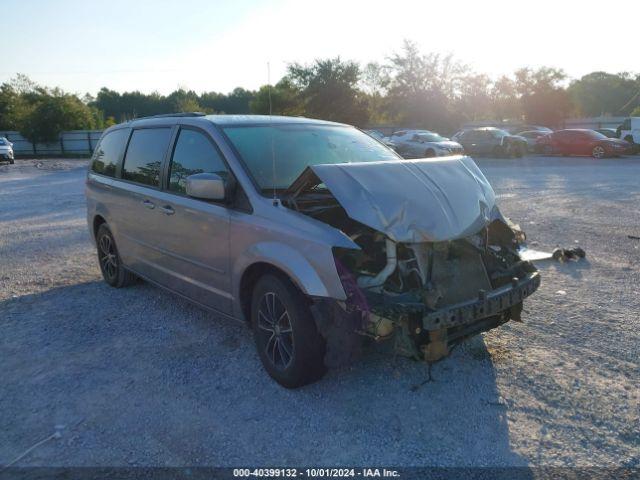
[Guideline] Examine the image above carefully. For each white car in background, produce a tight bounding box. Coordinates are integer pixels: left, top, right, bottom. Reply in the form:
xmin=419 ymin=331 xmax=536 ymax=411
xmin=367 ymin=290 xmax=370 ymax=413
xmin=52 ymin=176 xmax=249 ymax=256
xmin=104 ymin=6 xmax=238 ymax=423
xmin=617 ymin=117 xmax=640 ymax=146
xmin=0 ymin=137 xmax=14 ymax=164
xmin=388 ymin=130 xmax=464 ymax=158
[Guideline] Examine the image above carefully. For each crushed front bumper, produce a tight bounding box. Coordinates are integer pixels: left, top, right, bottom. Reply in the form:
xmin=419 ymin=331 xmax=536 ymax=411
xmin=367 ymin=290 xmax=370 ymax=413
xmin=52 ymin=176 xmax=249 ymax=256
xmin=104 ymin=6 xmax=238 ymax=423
xmin=422 ymin=271 xmax=541 ymax=330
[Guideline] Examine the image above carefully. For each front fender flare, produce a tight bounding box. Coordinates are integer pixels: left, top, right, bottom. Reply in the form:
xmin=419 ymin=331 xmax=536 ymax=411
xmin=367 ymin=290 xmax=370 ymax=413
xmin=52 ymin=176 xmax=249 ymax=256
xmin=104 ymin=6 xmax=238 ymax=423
xmin=232 ymin=241 xmax=346 ymax=312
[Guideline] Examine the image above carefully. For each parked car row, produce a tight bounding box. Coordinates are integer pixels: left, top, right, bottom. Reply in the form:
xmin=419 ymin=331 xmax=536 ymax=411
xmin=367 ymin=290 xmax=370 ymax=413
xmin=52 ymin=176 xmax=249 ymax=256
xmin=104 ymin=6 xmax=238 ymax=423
xmin=534 ymin=129 xmax=631 ymax=158
xmin=366 ymin=121 xmax=637 ymax=160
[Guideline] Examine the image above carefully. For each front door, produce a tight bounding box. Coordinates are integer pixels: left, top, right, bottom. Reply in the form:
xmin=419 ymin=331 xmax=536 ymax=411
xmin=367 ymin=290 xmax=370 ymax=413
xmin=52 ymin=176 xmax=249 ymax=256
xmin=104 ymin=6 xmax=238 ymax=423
xmin=151 ymin=127 xmax=232 ymax=314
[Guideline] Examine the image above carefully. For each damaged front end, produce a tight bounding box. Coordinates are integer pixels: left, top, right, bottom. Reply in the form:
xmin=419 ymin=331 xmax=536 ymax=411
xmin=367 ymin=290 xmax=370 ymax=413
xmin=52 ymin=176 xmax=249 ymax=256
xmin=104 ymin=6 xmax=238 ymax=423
xmin=284 ymin=157 xmax=541 ymax=366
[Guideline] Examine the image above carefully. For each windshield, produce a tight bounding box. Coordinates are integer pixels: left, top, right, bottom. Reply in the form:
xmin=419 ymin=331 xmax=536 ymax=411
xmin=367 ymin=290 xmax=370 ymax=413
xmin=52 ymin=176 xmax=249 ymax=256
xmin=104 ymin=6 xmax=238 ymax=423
xmin=0 ymin=138 xmax=6 ymax=146
xmin=365 ymin=130 xmax=384 ymax=139
xmin=223 ymin=124 xmax=400 ymax=191
xmin=491 ymin=129 xmax=510 ymax=137
xmin=586 ymin=130 xmax=608 ymax=140
xmin=417 ymin=133 xmax=447 ymax=142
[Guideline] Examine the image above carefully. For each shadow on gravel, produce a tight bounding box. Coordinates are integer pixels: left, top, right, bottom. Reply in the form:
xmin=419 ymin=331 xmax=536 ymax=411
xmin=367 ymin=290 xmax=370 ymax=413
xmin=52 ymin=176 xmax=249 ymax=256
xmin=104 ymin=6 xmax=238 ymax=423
xmin=1 ymin=281 xmax=527 ymax=466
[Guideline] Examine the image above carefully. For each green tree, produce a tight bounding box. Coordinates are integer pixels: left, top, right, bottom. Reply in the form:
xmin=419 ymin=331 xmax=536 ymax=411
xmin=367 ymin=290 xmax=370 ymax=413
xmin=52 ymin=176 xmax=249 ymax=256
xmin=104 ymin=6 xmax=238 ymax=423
xmin=167 ymin=88 xmax=204 ymax=113
xmin=568 ymin=72 xmax=640 ymax=116
xmin=457 ymin=73 xmax=492 ymax=122
xmin=385 ymin=40 xmax=467 ymax=131
xmin=514 ymin=67 xmax=573 ymax=126
xmin=286 ymin=57 xmax=369 ymax=125
xmin=250 ymin=78 xmax=303 ymax=116
xmin=490 ymin=76 xmax=520 ymax=121
xmin=21 ymin=93 xmax=97 ymax=144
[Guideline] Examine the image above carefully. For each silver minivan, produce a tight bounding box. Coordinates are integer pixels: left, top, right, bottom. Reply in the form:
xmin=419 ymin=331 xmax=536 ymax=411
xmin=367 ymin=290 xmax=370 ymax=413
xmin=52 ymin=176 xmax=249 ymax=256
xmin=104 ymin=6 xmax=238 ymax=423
xmin=86 ymin=113 xmax=540 ymax=388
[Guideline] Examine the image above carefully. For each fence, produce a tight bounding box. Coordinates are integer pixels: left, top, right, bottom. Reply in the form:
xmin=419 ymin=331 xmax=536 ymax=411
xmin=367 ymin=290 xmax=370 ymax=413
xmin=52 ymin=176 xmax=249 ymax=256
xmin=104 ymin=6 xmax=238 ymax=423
xmin=561 ymin=116 xmax=626 ymax=130
xmin=0 ymin=130 xmax=103 ymax=157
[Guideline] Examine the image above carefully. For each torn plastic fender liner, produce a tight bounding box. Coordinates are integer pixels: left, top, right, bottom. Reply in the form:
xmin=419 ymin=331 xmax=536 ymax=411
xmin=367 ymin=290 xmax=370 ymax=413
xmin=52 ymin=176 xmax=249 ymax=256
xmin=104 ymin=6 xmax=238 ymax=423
xmin=293 ymin=156 xmax=499 ymax=243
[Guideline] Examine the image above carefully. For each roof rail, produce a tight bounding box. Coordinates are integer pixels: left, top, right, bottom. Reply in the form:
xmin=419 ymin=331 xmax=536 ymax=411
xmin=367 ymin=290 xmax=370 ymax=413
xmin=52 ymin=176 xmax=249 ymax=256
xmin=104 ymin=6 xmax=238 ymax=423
xmin=136 ymin=112 xmax=207 ymax=120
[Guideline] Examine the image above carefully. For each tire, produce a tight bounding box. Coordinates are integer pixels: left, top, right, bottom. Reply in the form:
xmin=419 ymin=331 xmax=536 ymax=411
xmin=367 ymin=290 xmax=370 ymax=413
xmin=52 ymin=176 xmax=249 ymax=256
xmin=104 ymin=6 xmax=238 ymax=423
xmin=592 ymin=145 xmax=606 ymax=159
xmin=9 ymin=159 xmax=14 ymax=164
xmin=492 ymin=145 xmax=505 ymax=158
xmin=424 ymin=149 xmax=436 ymax=158
xmin=514 ymin=144 xmax=525 ymax=158
xmin=251 ymin=273 xmax=326 ymax=388
xmin=96 ymin=224 xmax=136 ymax=288
xmin=543 ymin=144 xmax=553 ymax=155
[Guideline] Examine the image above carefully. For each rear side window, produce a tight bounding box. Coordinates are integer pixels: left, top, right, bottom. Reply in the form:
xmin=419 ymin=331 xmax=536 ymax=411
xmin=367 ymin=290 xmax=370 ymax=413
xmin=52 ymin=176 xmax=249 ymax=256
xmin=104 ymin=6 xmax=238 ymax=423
xmin=168 ymin=129 xmax=228 ymax=194
xmin=122 ymin=128 xmax=172 ymax=187
xmin=91 ymin=129 xmax=128 ymax=177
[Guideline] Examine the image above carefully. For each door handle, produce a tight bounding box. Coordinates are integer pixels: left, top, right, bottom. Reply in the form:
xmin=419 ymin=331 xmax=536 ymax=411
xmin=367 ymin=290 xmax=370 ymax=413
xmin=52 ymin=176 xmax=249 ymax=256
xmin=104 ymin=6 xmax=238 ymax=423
xmin=142 ymin=199 xmax=155 ymax=210
xmin=160 ymin=205 xmax=175 ymax=215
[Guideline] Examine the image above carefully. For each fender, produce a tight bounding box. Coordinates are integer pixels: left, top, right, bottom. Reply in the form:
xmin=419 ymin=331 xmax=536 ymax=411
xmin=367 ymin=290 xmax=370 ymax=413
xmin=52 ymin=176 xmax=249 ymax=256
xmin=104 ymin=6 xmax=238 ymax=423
xmin=232 ymin=241 xmax=347 ymax=314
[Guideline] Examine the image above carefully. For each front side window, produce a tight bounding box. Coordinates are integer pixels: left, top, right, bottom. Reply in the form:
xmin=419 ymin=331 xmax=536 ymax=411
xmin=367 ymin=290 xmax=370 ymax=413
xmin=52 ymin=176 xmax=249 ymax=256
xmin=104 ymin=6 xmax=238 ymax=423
xmin=416 ymin=133 xmax=447 ymax=142
xmin=91 ymin=129 xmax=129 ymax=177
xmin=223 ymin=124 xmax=400 ymax=192
xmin=168 ymin=129 xmax=228 ymax=194
xmin=122 ymin=128 xmax=172 ymax=187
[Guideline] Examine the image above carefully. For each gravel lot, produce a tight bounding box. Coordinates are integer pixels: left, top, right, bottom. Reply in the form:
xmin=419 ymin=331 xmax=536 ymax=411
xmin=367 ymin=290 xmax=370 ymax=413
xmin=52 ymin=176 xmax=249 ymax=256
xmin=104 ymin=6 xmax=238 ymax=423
xmin=1 ymin=157 xmax=638 ymax=468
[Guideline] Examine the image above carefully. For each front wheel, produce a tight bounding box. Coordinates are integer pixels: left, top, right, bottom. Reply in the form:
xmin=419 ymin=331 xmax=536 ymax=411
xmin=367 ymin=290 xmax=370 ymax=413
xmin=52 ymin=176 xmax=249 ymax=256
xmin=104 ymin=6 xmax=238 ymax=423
xmin=592 ymin=145 xmax=606 ymax=159
xmin=424 ymin=149 xmax=436 ymax=158
xmin=96 ymin=224 xmax=136 ymax=287
xmin=251 ymin=274 xmax=326 ymax=388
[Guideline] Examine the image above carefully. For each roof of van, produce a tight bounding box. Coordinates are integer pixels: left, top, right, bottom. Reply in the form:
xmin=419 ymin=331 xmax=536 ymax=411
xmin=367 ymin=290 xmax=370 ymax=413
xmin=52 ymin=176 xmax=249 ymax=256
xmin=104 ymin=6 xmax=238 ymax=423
xmin=123 ymin=113 xmax=347 ymax=128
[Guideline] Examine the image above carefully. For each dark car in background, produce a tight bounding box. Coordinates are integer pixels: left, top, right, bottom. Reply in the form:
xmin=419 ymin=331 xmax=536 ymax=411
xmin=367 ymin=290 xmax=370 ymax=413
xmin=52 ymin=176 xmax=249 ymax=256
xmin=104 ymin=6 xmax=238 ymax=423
xmin=535 ymin=129 xmax=631 ymax=158
xmin=595 ymin=128 xmax=619 ymax=139
xmin=456 ymin=127 xmax=528 ymax=157
xmin=506 ymin=125 xmax=552 ymax=135
xmin=517 ymin=130 xmax=549 ymax=152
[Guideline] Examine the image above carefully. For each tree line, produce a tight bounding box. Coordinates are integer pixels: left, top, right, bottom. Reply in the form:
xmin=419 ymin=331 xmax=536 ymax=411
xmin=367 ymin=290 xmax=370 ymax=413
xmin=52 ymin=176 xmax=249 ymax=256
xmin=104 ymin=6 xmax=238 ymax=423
xmin=1 ymin=41 xmax=639 ymax=144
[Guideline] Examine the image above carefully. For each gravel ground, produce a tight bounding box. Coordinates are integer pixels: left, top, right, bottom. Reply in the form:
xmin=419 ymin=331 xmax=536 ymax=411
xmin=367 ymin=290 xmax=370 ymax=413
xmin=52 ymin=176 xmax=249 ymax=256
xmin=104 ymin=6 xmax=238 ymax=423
xmin=0 ymin=157 xmax=638 ymax=468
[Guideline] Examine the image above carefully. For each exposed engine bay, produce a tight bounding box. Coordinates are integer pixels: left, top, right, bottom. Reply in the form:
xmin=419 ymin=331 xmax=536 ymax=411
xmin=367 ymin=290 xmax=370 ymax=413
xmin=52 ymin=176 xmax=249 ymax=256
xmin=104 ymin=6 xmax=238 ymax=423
xmin=283 ymin=157 xmax=541 ymax=366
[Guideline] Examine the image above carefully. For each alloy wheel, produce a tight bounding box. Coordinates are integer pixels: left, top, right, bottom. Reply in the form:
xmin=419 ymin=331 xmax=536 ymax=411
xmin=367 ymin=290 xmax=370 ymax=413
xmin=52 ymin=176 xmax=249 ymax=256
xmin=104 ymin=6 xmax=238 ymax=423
xmin=257 ymin=292 xmax=294 ymax=370
xmin=592 ymin=146 xmax=605 ymax=158
xmin=98 ymin=234 xmax=118 ymax=281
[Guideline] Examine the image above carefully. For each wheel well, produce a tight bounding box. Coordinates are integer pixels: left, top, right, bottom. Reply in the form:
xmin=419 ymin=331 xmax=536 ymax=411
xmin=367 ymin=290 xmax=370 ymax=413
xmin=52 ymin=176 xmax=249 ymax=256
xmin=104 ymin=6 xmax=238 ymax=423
xmin=92 ymin=215 xmax=107 ymax=239
xmin=239 ymin=262 xmax=303 ymax=323
xmin=624 ymin=135 xmax=634 ymax=143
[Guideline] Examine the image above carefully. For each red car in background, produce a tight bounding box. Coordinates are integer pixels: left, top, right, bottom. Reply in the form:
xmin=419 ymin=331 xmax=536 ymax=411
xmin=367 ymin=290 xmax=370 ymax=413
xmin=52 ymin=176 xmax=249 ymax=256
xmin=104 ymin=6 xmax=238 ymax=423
xmin=535 ymin=129 xmax=631 ymax=158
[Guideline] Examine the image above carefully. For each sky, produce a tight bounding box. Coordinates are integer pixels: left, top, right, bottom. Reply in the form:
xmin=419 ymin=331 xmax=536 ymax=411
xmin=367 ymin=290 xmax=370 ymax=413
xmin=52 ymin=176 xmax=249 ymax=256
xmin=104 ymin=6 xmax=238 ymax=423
xmin=2 ymin=0 xmax=638 ymax=96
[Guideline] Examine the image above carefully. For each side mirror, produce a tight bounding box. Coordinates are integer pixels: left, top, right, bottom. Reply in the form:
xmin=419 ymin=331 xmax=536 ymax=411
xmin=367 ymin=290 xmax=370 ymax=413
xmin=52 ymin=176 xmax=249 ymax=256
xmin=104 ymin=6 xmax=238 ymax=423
xmin=185 ymin=173 xmax=225 ymax=201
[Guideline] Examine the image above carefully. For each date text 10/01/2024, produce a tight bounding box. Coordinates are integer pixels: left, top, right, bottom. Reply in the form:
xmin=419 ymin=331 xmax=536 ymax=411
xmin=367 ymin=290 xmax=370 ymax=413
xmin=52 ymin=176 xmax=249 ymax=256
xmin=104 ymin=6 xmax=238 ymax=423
xmin=233 ymin=468 xmax=401 ymax=477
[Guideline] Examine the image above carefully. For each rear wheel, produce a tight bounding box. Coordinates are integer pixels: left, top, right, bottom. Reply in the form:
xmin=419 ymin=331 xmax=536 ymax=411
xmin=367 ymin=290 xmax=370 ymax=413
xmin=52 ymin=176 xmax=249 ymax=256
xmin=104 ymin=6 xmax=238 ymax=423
xmin=251 ymin=273 xmax=326 ymax=388
xmin=96 ymin=224 xmax=136 ymax=288
xmin=592 ymin=145 xmax=606 ymax=159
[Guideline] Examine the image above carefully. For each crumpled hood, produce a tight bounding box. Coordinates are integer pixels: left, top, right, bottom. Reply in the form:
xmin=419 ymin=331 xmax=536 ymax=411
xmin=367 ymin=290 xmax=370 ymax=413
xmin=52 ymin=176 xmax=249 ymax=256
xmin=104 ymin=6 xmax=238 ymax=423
xmin=299 ymin=156 xmax=498 ymax=243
